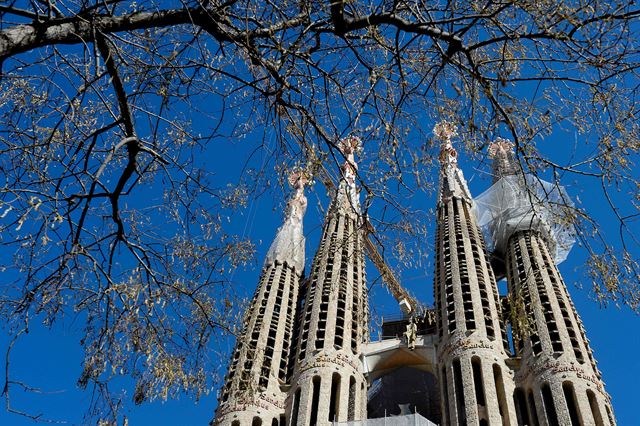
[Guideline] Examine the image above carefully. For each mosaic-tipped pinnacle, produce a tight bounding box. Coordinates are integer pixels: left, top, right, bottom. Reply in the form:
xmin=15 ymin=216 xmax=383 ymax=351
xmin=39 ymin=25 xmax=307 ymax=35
xmin=288 ymin=168 xmax=311 ymax=189
xmin=433 ymin=120 xmax=458 ymax=142
xmin=488 ymin=137 xmax=514 ymax=158
xmin=338 ymin=135 xmax=362 ymax=156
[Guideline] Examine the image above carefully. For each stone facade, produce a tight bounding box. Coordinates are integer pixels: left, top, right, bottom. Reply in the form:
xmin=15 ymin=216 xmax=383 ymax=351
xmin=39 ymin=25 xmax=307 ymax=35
xmin=286 ymin=137 xmax=368 ymax=426
xmin=214 ymin=173 xmax=308 ymax=426
xmin=213 ymin=131 xmax=615 ymax=426
xmin=433 ymin=123 xmax=516 ymax=426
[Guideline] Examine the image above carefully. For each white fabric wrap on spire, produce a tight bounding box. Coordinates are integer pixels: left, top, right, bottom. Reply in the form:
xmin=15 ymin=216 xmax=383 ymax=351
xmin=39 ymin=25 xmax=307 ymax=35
xmin=475 ymin=139 xmax=576 ymax=264
xmin=334 ymin=178 xmax=360 ymax=214
xmin=333 ymin=136 xmax=361 ymax=215
xmin=474 ymin=174 xmax=576 ymax=264
xmin=264 ymin=186 xmax=307 ymax=273
xmin=440 ymin=162 xmax=473 ymax=203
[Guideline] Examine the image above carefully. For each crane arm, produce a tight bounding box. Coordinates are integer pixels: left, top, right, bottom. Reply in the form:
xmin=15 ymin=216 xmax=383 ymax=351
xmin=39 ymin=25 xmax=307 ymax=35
xmin=361 ymin=219 xmax=419 ymax=315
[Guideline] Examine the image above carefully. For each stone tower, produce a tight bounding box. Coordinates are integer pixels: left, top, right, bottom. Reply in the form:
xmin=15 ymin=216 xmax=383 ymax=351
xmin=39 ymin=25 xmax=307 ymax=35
xmin=214 ymin=171 xmax=309 ymax=426
xmin=212 ymin=128 xmax=617 ymax=426
xmin=432 ymin=123 xmax=517 ymax=426
xmin=487 ymin=139 xmax=615 ymax=426
xmin=285 ymin=137 xmax=368 ymax=426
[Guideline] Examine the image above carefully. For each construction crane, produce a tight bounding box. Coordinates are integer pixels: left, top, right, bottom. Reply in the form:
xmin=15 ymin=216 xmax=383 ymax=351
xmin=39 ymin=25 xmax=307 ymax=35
xmin=361 ymin=217 xmax=421 ymax=316
xmin=304 ymin=149 xmax=423 ymax=317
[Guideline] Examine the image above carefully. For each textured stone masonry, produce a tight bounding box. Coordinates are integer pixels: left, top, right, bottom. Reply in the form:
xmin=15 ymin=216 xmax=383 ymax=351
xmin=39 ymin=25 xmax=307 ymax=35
xmin=213 ymin=132 xmax=616 ymax=426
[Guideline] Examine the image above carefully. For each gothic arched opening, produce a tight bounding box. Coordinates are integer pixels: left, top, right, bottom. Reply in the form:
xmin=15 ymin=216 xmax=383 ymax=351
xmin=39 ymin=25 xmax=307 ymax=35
xmin=366 ymin=366 xmax=441 ymax=424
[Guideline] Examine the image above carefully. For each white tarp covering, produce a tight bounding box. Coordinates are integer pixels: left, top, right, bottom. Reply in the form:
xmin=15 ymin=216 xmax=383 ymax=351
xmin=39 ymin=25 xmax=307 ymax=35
xmin=474 ymin=174 xmax=576 ymax=264
xmin=334 ymin=178 xmax=360 ymax=214
xmin=264 ymin=184 xmax=307 ymax=273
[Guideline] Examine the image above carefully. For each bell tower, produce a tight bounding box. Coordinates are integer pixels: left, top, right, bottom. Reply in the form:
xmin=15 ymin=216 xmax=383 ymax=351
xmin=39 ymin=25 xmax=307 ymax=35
xmin=487 ymin=139 xmax=615 ymax=426
xmin=285 ymin=137 xmax=369 ymax=426
xmin=432 ymin=123 xmax=516 ymax=426
xmin=214 ymin=171 xmax=309 ymax=426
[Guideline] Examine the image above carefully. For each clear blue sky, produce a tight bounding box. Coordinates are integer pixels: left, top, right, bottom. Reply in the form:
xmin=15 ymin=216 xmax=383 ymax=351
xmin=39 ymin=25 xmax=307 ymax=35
xmin=0 ymin=123 xmax=638 ymax=425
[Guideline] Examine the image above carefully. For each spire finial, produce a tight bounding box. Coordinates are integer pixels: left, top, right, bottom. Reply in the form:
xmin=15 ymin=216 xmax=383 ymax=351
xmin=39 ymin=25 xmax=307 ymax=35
xmin=288 ymin=168 xmax=310 ymax=198
xmin=263 ymin=166 xmax=310 ymax=272
xmin=433 ymin=120 xmax=458 ymax=143
xmin=331 ymin=136 xmax=362 ymax=214
xmin=338 ymin=136 xmax=361 ymax=184
xmin=286 ymin=166 xmax=311 ymax=212
xmin=488 ymin=137 xmax=514 ymax=158
xmin=433 ymin=120 xmax=473 ymax=203
xmin=288 ymin=169 xmax=308 ymax=188
xmin=433 ymin=121 xmax=459 ymax=167
xmin=488 ymin=137 xmax=518 ymax=180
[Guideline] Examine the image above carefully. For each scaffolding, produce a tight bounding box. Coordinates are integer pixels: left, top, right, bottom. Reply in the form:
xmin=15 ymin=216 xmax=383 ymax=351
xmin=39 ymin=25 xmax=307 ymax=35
xmin=474 ymin=174 xmax=576 ymax=264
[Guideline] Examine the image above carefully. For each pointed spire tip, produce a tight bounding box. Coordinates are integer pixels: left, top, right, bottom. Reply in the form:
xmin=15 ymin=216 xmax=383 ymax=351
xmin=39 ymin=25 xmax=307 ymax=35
xmin=433 ymin=121 xmax=458 ymax=143
xmin=288 ymin=169 xmax=311 ymax=190
xmin=338 ymin=136 xmax=361 ymax=183
xmin=338 ymin=135 xmax=362 ymax=157
xmin=434 ymin=120 xmax=473 ymax=203
xmin=434 ymin=121 xmax=459 ymax=166
xmin=488 ymin=137 xmax=518 ymax=180
xmin=332 ymin=136 xmax=361 ymax=213
xmin=488 ymin=137 xmax=514 ymax=158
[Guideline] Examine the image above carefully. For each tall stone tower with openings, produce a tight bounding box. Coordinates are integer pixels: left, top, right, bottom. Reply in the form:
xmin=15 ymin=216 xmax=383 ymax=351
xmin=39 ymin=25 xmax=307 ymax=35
xmin=285 ymin=136 xmax=368 ymax=426
xmin=214 ymin=171 xmax=309 ymax=426
xmin=479 ymin=139 xmax=615 ymax=426
xmin=212 ymin=126 xmax=615 ymax=426
xmin=432 ymin=123 xmax=515 ymax=426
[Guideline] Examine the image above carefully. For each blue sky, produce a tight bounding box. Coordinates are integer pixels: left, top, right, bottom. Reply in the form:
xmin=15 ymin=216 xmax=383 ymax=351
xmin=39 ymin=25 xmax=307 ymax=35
xmin=0 ymin=124 xmax=638 ymax=425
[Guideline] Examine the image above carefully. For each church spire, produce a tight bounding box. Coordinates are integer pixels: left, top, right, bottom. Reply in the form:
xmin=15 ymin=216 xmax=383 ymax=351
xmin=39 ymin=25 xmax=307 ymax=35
xmin=286 ymin=136 xmax=368 ymax=425
xmin=214 ymin=169 xmax=309 ymax=426
xmin=332 ymin=135 xmax=361 ymax=214
xmin=432 ymin=121 xmax=515 ymax=425
xmin=488 ymin=137 xmax=519 ymax=181
xmin=264 ymin=170 xmax=310 ymax=273
xmin=480 ymin=138 xmax=615 ymax=425
xmin=434 ymin=121 xmax=473 ymax=204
